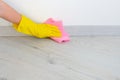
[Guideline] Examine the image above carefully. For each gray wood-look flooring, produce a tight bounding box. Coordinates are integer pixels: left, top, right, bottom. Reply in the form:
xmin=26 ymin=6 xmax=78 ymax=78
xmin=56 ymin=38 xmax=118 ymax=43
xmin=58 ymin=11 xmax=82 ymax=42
xmin=0 ymin=36 xmax=120 ymax=80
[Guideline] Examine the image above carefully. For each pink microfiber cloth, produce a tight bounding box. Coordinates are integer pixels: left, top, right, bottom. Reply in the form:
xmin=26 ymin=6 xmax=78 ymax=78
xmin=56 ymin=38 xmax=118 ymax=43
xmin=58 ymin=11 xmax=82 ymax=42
xmin=44 ymin=18 xmax=70 ymax=43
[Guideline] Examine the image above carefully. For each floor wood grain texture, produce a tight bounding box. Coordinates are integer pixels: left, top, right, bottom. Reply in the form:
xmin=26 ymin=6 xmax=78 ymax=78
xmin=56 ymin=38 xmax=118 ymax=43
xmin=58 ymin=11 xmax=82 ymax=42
xmin=0 ymin=36 xmax=120 ymax=80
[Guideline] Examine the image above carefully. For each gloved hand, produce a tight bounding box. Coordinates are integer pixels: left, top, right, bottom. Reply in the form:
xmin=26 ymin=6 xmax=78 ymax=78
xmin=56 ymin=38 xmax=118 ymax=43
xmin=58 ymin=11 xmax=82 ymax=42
xmin=12 ymin=15 xmax=62 ymax=38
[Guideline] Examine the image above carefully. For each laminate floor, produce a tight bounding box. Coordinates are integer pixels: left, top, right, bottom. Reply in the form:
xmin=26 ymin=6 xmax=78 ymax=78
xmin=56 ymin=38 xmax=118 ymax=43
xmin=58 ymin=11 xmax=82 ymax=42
xmin=0 ymin=36 xmax=120 ymax=80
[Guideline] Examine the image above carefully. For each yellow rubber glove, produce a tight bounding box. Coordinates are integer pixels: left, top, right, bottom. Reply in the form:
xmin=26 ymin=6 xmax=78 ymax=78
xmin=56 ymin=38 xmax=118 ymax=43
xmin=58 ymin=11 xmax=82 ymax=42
xmin=12 ymin=15 xmax=61 ymax=38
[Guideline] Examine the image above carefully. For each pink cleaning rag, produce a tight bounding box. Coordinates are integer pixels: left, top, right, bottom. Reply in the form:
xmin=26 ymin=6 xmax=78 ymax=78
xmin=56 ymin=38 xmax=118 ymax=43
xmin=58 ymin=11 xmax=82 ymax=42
xmin=44 ymin=18 xmax=70 ymax=43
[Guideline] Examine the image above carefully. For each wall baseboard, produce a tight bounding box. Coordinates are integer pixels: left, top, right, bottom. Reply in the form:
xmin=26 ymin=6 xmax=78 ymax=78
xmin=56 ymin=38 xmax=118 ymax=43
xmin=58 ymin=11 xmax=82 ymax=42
xmin=0 ymin=25 xmax=120 ymax=36
xmin=65 ymin=25 xmax=120 ymax=36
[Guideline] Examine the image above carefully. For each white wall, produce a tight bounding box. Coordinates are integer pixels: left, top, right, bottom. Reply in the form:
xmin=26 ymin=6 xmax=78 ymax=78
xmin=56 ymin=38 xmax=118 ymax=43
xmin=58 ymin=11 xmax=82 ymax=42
xmin=0 ymin=0 xmax=120 ymax=26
